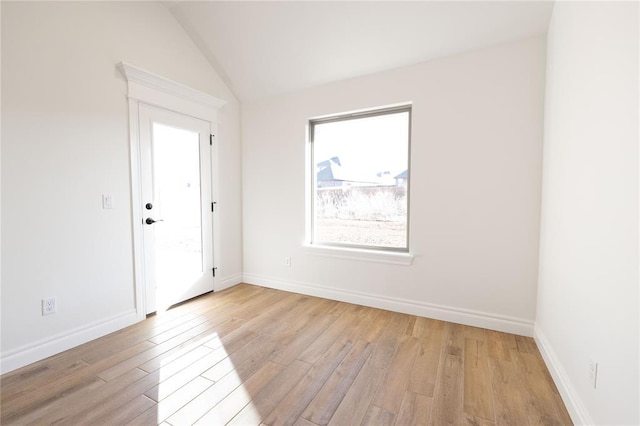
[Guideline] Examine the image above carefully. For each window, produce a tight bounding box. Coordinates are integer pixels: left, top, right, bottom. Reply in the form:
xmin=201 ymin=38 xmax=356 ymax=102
xmin=310 ymin=105 xmax=411 ymax=251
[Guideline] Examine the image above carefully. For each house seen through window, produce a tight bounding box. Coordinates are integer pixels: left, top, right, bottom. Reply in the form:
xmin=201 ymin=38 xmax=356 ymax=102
xmin=310 ymin=105 xmax=411 ymax=251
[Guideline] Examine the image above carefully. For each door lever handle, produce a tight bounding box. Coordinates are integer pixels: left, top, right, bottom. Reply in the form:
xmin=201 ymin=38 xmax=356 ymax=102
xmin=145 ymin=218 xmax=164 ymax=225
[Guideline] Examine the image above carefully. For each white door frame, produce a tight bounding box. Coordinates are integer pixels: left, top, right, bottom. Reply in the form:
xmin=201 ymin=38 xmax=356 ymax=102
xmin=118 ymin=62 xmax=225 ymax=320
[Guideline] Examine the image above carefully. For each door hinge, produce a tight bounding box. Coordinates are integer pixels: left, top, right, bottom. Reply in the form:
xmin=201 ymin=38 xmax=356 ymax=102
xmin=212 ymin=267 xmax=217 ymax=277
xmin=210 ymin=134 xmax=214 ymax=146
xmin=211 ymin=201 xmax=217 ymax=212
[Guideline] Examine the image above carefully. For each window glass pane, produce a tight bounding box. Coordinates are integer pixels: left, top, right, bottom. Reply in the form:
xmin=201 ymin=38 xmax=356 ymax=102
xmin=312 ymin=109 xmax=410 ymax=250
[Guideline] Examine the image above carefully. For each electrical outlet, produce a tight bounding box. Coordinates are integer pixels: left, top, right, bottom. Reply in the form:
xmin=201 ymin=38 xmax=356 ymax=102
xmin=284 ymin=256 xmax=291 ymax=267
xmin=588 ymin=358 xmax=598 ymax=389
xmin=42 ymin=298 xmax=57 ymax=315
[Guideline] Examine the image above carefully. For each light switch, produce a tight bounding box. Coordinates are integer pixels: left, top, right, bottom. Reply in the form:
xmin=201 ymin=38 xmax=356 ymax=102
xmin=102 ymin=194 xmax=114 ymax=209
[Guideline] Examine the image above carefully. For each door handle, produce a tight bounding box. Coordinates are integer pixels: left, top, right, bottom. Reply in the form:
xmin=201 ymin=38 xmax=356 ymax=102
xmin=145 ymin=218 xmax=164 ymax=225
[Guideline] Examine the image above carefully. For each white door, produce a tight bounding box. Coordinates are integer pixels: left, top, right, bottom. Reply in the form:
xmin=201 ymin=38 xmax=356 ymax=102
xmin=139 ymin=104 xmax=214 ymax=314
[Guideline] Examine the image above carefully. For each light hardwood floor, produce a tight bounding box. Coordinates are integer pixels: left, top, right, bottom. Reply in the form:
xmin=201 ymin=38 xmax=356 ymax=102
xmin=1 ymin=284 xmax=572 ymax=425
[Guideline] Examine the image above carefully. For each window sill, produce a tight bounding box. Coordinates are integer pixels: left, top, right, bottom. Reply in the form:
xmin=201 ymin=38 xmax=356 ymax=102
xmin=303 ymin=244 xmax=414 ymax=266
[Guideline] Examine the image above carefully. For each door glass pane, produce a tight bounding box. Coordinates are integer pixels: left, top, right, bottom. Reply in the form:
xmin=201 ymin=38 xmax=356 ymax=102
xmin=152 ymin=123 xmax=203 ymax=303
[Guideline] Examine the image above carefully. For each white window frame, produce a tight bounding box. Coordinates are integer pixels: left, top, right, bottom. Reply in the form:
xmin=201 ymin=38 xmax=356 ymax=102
xmin=306 ymin=104 xmax=413 ymax=265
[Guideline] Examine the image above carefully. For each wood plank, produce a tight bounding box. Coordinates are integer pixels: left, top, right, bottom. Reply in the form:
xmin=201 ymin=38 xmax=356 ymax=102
xmin=270 ymin=312 xmax=338 ymax=366
xmin=226 ymin=360 xmax=312 ymax=425
xmin=302 ymin=340 xmax=373 ymax=425
xmin=294 ymin=417 xmax=320 ymax=426
xmin=1 ymin=359 xmax=90 ymax=408
xmin=328 ymin=313 xmax=412 ymax=425
xmin=46 ymin=368 xmax=158 ymax=425
xmin=138 ymin=345 xmax=213 ymax=379
xmin=201 ymin=333 xmax=281 ymax=382
xmin=359 ymin=309 xmax=394 ymax=343
xmin=256 ymin=295 xmax=316 ymax=337
xmin=395 ymin=391 xmax=432 ymax=426
xmin=4 ymin=376 xmax=105 ymax=425
xmin=164 ymin=363 xmax=272 ymax=425
xmin=125 ymin=405 xmax=161 ymax=426
xmin=97 ymin=325 xmax=215 ymax=381
xmin=152 ymin=298 xmax=243 ymax=343
xmin=196 ymin=361 xmax=311 ymax=425
xmin=327 ymin=301 xmax=349 ymax=317
xmin=511 ymin=351 xmax=573 ymax=426
xmin=464 ymin=414 xmax=496 ymax=425
xmin=362 ymin=405 xmax=396 ymax=426
xmin=372 ymin=313 xmax=415 ymax=369
xmin=60 ymin=342 xmax=217 ymax=424
xmin=203 ymin=325 xmax=258 ymax=354
xmin=488 ymin=358 xmax=529 ymax=426
xmin=99 ymin=394 xmax=156 ymax=425
xmin=404 ymin=316 xmax=417 ymax=335
xmin=430 ymin=354 xmax=464 ymax=426
xmin=220 ymin=284 xmax=268 ymax=307
xmin=463 ymin=338 xmax=495 ymax=421
xmin=228 ymin=292 xmax=320 ymax=341
xmin=298 ymin=304 xmax=363 ymax=364
xmin=442 ymin=323 xmax=466 ymax=357
xmin=128 ymin=376 xmax=213 ymax=425
xmin=76 ymin=315 xmax=191 ymax=365
xmin=408 ymin=339 xmax=443 ymax=397
xmin=463 ymin=325 xmax=488 ymax=342
xmin=333 ymin=306 xmax=384 ymax=351
xmin=515 ymin=336 xmax=538 ymax=354
xmin=2 ymin=345 xmax=158 ymax=423
xmin=233 ymin=288 xmax=304 ymax=321
xmin=267 ymin=298 xmax=338 ymax=345
xmin=411 ymin=316 xmax=430 ymax=339
xmin=146 ymin=305 xmax=234 ymax=345
xmin=143 ymin=344 xmax=233 ymax=402
xmin=502 ymin=333 xmax=519 ymax=352
xmin=423 ymin=319 xmax=446 ymax=341
xmin=160 ymin=315 xmax=245 ymax=353
xmin=263 ymin=341 xmax=352 ymax=425
xmin=485 ymin=330 xmax=512 ymax=361
xmin=18 ymin=368 xmax=148 ymax=425
xmin=1 ymin=365 xmax=52 ymax=391
xmin=372 ymin=335 xmax=421 ymax=414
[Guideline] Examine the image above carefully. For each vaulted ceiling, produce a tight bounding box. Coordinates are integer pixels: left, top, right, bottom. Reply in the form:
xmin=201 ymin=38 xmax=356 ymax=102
xmin=166 ymin=1 xmax=555 ymax=101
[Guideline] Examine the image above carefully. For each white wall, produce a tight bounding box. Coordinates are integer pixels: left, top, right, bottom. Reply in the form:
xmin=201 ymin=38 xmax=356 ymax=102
xmin=242 ymin=37 xmax=546 ymax=335
xmin=536 ymin=2 xmax=639 ymax=425
xmin=1 ymin=1 xmax=243 ymax=371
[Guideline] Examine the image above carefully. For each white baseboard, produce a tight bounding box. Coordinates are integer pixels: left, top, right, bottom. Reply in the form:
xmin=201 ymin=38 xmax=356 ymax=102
xmin=215 ymin=273 xmax=243 ymax=292
xmin=534 ymin=326 xmax=593 ymax=425
xmin=242 ymin=273 xmax=534 ymax=336
xmin=0 ymin=309 xmax=140 ymax=375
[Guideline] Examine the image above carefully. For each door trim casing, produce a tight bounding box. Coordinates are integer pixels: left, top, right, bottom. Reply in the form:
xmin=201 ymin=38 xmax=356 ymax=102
xmin=118 ymin=62 xmax=226 ymax=320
